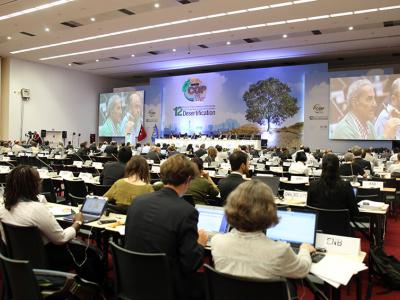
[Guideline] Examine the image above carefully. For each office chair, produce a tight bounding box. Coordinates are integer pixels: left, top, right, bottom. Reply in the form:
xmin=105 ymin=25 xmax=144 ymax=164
xmin=204 ymin=264 xmax=290 ymax=300
xmin=183 ymin=194 xmax=195 ymax=206
xmin=306 ymin=206 xmax=352 ymax=237
xmin=63 ymin=178 xmax=87 ymax=205
xmin=90 ymin=184 xmax=111 ymax=196
xmin=356 ymin=187 xmax=381 ymax=202
xmin=68 ymin=193 xmax=86 ymax=207
xmin=1 ymin=223 xmax=48 ymax=269
xmin=109 ymin=241 xmax=174 ymax=300
xmin=279 ymin=181 xmax=307 ymax=192
xmin=41 ymin=178 xmax=65 ymax=204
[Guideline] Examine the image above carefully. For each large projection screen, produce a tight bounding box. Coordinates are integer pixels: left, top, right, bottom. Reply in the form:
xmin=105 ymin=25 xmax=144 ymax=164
xmin=329 ymin=75 xmax=400 ymax=140
xmin=98 ymin=91 xmax=144 ymax=141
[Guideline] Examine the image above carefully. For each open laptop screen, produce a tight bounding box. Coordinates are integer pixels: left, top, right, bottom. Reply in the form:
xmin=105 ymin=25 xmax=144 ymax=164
xmin=266 ymin=209 xmax=317 ymax=245
xmin=81 ymin=196 xmax=107 ymax=216
xmin=196 ymin=205 xmax=229 ymax=233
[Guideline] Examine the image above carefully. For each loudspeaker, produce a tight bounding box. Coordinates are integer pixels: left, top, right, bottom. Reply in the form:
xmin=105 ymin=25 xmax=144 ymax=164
xmin=261 ymin=139 xmax=268 ymax=148
xmin=392 ymin=140 xmax=400 ymax=149
xmin=40 ymin=130 xmax=46 ymax=138
xmin=62 ymin=131 xmax=67 ymax=139
xmin=90 ymin=133 xmax=96 ymax=144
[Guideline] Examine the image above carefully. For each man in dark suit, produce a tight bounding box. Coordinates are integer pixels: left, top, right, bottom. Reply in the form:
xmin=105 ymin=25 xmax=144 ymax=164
xmin=100 ymin=146 xmax=132 ymax=185
xmin=146 ymin=146 xmax=161 ymax=163
xmin=194 ymin=144 xmax=207 ymax=158
xmin=125 ymin=154 xmax=208 ymax=300
xmin=352 ymin=146 xmax=373 ymax=175
xmin=218 ymin=150 xmax=248 ymax=202
xmin=104 ymin=141 xmax=118 ymax=157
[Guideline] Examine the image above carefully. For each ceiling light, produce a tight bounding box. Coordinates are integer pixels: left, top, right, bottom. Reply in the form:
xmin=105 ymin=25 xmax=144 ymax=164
xmin=207 ymin=13 xmax=226 ymax=19
xmin=95 ymin=59 xmax=99 ymax=62
xmin=68 ymin=63 xmax=72 ymax=66
xmin=287 ymin=18 xmax=307 ymax=23
xmin=172 ymin=48 xmax=176 ymax=52
xmin=308 ymin=15 xmax=329 ymax=20
xmin=131 ymin=54 xmax=135 ymax=57
xmin=267 ymin=21 xmax=286 ymax=26
xmin=247 ymin=5 xmax=269 ymax=11
xmin=379 ymin=5 xmax=400 ymax=11
xmin=247 ymin=24 xmax=266 ymax=29
xmin=270 ymin=2 xmax=293 ymax=8
xmin=226 ymin=41 xmax=231 ymax=45
xmin=227 ymin=10 xmax=247 ymax=15
xmin=45 ymin=27 xmax=50 ymax=32
xmin=348 ymin=26 xmax=354 ymax=31
xmin=293 ymin=0 xmax=316 ymax=3
xmin=283 ymin=34 xmax=288 ymax=38
xmin=0 ymin=0 xmax=74 ymax=21
xmin=7 ymin=36 xmax=12 ymax=40
xmin=354 ymin=8 xmax=378 ymax=14
xmin=154 ymin=3 xmax=160 ymax=8
xmin=330 ymin=12 xmax=353 ymax=17
xmin=90 ymin=17 xmax=96 ymax=22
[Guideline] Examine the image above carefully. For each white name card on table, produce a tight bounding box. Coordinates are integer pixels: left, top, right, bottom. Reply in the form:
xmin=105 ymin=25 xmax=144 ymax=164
xmin=283 ymin=190 xmax=307 ymax=203
xmin=151 ymin=165 xmax=160 ymax=173
xmin=79 ymin=172 xmax=93 ymax=181
xmin=17 ymin=153 xmax=26 ymax=157
xmin=210 ymin=162 xmax=218 ymax=167
xmin=218 ymin=169 xmax=228 ymax=175
xmin=37 ymin=153 xmax=46 ymax=158
xmin=377 ymin=172 xmax=391 ymax=179
xmin=256 ymin=173 xmax=274 ymax=177
xmin=220 ymin=163 xmax=231 ymax=169
xmin=7 ymin=152 xmax=13 ymax=156
xmin=374 ymin=166 xmax=384 ymax=173
xmin=37 ymin=169 xmax=49 ymax=178
xmin=207 ymin=170 xmax=216 ymax=177
xmin=290 ymin=176 xmax=309 ymax=183
xmin=2 ymin=156 xmax=10 ymax=161
xmin=55 ymin=155 xmax=62 ymax=159
xmin=92 ymin=162 xmax=103 ymax=169
xmin=0 ymin=166 xmax=10 ymax=173
xmin=256 ymin=163 xmax=265 ymax=170
xmin=249 ymin=165 xmax=255 ymax=171
xmin=59 ymin=171 xmax=74 ymax=179
xmin=270 ymin=166 xmax=283 ymax=173
xmin=73 ymin=161 xmax=83 ymax=168
xmin=146 ymin=159 xmax=154 ymax=164
xmin=203 ymin=162 xmax=209 ymax=168
xmin=251 ymin=158 xmax=259 ymax=164
xmin=315 ymin=233 xmax=361 ymax=257
xmin=265 ymin=161 xmax=274 ymax=166
xmin=283 ymin=162 xmax=292 ymax=167
xmin=362 ymin=180 xmax=384 ymax=189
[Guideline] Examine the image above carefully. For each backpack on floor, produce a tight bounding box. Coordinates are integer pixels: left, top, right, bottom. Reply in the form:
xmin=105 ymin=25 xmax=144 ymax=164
xmin=370 ymin=246 xmax=400 ymax=290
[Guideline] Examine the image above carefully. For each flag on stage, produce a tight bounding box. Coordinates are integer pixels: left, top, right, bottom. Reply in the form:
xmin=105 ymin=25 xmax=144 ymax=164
xmin=138 ymin=124 xmax=147 ymax=141
xmin=151 ymin=124 xmax=159 ymax=142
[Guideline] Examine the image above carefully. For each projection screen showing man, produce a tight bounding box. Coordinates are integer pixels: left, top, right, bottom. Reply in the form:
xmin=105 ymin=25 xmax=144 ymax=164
xmin=98 ymin=91 xmax=144 ymax=142
xmin=329 ymin=75 xmax=400 ymax=140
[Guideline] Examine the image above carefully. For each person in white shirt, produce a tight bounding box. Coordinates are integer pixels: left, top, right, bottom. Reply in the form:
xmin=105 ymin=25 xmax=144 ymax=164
xmin=141 ymin=143 xmax=151 ymax=154
xmin=0 ymin=166 xmax=84 ymax=272
xmin=11 ymin=140 xmax=27 ymax=155
xmin=289 ymin=151 xmax=309 ymax=176
xmin=211 ymin=180 xmax=314 ymax=296
xmin=388 ymin=153 xmax=400 ymax=175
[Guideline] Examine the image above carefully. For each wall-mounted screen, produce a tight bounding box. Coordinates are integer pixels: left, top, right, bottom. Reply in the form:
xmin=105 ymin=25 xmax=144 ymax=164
xmin=98 ymin=91 xmax=144 ymax=139
xmin=329 ymin=74 xmax=400 ymax=140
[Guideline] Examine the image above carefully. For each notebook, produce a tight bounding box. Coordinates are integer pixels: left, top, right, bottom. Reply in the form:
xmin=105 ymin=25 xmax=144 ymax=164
xmin=266 ymin=209 xmax=317 ymax=248
xmin=195 ymin=205 xmax=229 ymax=242
xmin=64 ymin=196 xmax=108 ymax=223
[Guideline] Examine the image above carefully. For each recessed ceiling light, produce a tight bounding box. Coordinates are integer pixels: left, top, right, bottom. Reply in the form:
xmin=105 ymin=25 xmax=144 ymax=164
xmin=226 ymin=41 xmax=231 ymax=45
xmin=45 ymin=27 xmax=50 ymax=32
xmin=90 ymin=17 xmax=96 ymax=22
xmin=348 ymin=26 xmax=354 ymax=31
xmin=283 ymin=34 xmax=288 ymax=38
xmin=68 ymin=63 xmax=72 ymax=66
xmin=7 ymin=36 xmax=12 ymax=40
xmin=154 ymin=3 xmax=160 ymax=8
xmin=95 ymin=59 xmax=99 ymax=62
xmin=131 ymin=54 xmax=135 ymax=57
xmin=0 ymin=0 xmax=74 ymax=21
xmin=172 ymin=48 xmax=176 ymax=52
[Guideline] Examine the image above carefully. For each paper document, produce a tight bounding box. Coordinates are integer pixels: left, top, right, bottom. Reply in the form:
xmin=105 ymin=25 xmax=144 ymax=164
xmin=49 ymin=206 xmax=74 ymax=216
xmin=358 ymin=200 xmax=386 ymax=210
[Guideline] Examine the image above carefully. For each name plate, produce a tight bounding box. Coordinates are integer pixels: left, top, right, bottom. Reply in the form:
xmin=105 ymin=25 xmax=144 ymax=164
xmin=316 ymin=233 xmax=360 ymax=256
xmin=73 ymin=161 xmax=83 ymax=168
xmin=256 ymin=173 xmax=274 ymax=177
xmin=220 ymin=163 xmax=231 ymax=170
xmin=203 ymin=162 xmax=209 ymax=168
xmin=146 ymin=159 xmax=154 ymax=164
xmin=207 ymin=170 xmax=216 ymax=177
xmin=283 ymin=190 xmax=307 ymax=203
xmin=283 ymin=162 xmax=292 ymax=167
xmin=362 ymin=181 xmax=384 ymax=189
xmin=256 ymin=163 xmax=265 ymax=170
xmin=291 ymin=175 xmax=309 ymax=183
xmin=249 ymin=165 xmax=255 ymax=171
xmin=270 ymin=166 xmax=283 ymax=173
xmin=2 ymin=157 xmax=10 ymax=161
xmin=92 ymin=162 xmax=103 ymax=169
xmin=79 ymin=172 xmax=93 ymax=181
xmin=0 ymin=166 xmax=11 ymax=173
xmin=55 ymin=155 xmax=62 ymax=159
xmin=59 ymin=171 xmax=74 ymax=179
xmin=151 ymin=165 xmax=160 ymax=173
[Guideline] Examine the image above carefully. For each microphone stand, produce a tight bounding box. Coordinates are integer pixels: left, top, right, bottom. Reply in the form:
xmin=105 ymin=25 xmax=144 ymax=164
xmin=36 ymin=156 xmax=54 ymax=172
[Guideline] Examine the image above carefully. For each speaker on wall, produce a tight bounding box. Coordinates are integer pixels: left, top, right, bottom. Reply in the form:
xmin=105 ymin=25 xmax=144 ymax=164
xmin=392 ymin=140 xmax=400 ymax=149
xmin=40 ymin=130 xmax=46 ymax=138
xmin=90 ymin=133 xmax=96 ymax=144
xmin=62 ymin=131 xmax=67 ymax=139
xmin=261 ymin=139 xmax=268 ymax=148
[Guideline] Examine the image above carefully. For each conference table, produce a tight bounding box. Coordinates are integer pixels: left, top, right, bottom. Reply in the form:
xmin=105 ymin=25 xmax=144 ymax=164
xmin=155 ymin=138 xmax=261 ymax=149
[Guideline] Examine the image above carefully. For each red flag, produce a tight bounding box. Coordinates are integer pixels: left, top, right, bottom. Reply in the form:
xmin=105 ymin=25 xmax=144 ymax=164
xmin=137 ymin=124 xmax=147 ymax=141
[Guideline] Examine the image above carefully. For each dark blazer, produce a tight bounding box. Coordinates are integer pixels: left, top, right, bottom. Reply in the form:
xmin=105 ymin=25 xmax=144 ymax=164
xmin=307 ymin=179 xmax=359 ymax=218
xmin=354 ymin=157 xmax=373 ymax=175
xmin=100 ymin=161 xmax=126 ymax=186
xmin=218 ymin=173 xmax=245 ymax=202
xmin=194 ymin=148 xmax=207 ymax=158
xmin=104 ymin=145 xmax=118 ymax=157
xmin=125 ymin=188 xmax=204 ymax=300
xmin=146 ymin=151 xmax=161 ymax=163
xmin=339 ymin=163 xmax=364 ymax=176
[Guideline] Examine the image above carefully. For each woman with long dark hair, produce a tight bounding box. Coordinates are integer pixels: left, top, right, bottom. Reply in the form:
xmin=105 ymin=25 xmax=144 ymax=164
xmin=307 ymin=154 xmax=359 ymax=217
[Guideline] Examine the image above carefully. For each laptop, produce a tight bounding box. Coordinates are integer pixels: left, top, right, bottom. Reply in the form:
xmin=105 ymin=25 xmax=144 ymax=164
xmin=195 ymin=205 xmax=229 ymax=243
xmin=252 ymin=176 xmax=280 ymax=196
xmin=64 ymin=196 xmax=108 ymax=223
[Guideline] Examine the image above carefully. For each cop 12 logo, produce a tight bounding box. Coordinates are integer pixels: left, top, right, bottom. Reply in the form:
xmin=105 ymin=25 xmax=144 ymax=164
xmin=182 ymin=78 xmax=207 ymax=102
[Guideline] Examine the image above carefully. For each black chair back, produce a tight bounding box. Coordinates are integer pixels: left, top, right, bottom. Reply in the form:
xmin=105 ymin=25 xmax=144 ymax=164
xmin=63 ymin=179 xmax=87 ymax=204
xmin=41 ymin=178 xmax=57 ymax=203
xmin=109 ymin=241 xmax=174 ymax=300
xmin=306 ymin=206 xmax=352 ymax=237
xmin=1 ymin=222 xmax=48 ymax=268
xmin=279 ymin=181 xmax=307 ymax=192
xmin=183 ymin=194 xmax=195 ymax=206
xmin=68 ymin=193 xmax=86 ymax=207
xmin=91 ymin=184 xmax=111 ymax=196
xmin=204 ymin=264 xmax=290 ymax=300
xmin=356 ymin=187 xmax=381 ymax=202
xmin=0 ymin=253 xmax=42 ymax=300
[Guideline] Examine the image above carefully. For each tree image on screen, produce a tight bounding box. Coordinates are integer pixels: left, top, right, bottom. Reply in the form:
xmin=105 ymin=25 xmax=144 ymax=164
xmin=243 ymin=77 xmax=299 ymax=132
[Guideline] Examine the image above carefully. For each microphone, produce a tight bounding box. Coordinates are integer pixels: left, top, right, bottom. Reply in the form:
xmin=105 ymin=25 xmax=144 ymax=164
xmin=36 ymin=156 xmax=54 ymax=172
xmin=111 ymin=154 xmax=118 ymax=161
xmin=74 ymin=153 xmax=85 ymax=162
